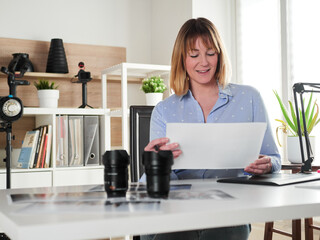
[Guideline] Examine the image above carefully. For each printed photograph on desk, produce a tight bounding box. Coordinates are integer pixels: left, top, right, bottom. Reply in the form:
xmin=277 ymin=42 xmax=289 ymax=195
xmin=12 ymin=200 xmax=107 ymax=214
xmin=104 ymin=198 xmax=161 ymax=213
xmin=128 ymin=182 xmax=192 ymax=192
xmin=13 ymin=198 xmax=162 ymax=214
xmin=168 ymin=189 xmax=234 ymax=200
xmin=9 ymin=191 xmax=107 ymax=204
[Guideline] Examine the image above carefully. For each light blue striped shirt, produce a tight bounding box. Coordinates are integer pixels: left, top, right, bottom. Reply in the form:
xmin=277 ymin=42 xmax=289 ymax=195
xmin=149 ymin=83 xmax=281 ymax=180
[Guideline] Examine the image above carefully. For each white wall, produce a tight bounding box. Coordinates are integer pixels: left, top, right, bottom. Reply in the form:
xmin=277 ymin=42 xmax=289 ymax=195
xmin=150 ymin=0 xmax=193 ymax=65
xmin=0 ymin=0 xmax=152 ymax=64
xmin=1 ymin=0 xmax=235 ymax=67
xmin=0 ymin=0 xmax=236 ymax=105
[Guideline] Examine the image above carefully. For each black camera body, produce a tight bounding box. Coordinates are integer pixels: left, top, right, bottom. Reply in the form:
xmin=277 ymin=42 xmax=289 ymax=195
xmin=77 ymin=69 xmax=92 ymax=83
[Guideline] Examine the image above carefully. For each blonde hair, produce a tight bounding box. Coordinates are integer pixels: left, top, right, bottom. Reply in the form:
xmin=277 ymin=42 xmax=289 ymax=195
xmin=170 ymin=17 xmax=231 ymax=96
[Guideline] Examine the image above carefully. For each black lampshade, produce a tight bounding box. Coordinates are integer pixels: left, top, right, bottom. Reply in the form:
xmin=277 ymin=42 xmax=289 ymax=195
xmin=46 ymin=38 xmax=69 ymax=73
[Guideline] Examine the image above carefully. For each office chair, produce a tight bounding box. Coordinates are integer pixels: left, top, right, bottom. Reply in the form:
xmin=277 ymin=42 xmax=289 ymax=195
xmin=129 ymin=105 xmax=154 ymax=182
xmin=264 ymin=165 xmax=320 ymax=240
xmin=129 ymin=105 xmax=154 ymax=240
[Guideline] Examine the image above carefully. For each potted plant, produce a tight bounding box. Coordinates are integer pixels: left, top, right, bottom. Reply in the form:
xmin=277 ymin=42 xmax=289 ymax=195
xmin=141 ymin=76 xmax=167 ymax=106
xmin=274 ymin=90 xmax=320 ymax=163
xmin=34 ymin=79 xmax=59 ymax=108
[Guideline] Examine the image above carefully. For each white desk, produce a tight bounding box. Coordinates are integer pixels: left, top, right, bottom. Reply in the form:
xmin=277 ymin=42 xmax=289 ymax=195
xmin=1 ymin=179 xmax=320 ymax=240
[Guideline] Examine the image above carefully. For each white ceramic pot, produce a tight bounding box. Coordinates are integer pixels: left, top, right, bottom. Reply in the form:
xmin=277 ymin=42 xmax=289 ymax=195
xmin=37 ymin=89 xmax=59 ymax=108
xmin=287 ymin=136 xmax=316 ymax=163
xmin=145 ymin=93 xmax=163 ymax=106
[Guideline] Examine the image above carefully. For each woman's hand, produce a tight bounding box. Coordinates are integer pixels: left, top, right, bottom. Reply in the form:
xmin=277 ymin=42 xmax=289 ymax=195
xmin=144 ymin=137 xmax=182 ymax=158
xmin=244 ymin=155 xmax=272 ymax=175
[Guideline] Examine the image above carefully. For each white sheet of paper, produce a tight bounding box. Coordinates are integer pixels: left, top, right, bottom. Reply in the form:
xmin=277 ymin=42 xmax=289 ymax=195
xmin=166 ymin=122 xmax=267 ymax=169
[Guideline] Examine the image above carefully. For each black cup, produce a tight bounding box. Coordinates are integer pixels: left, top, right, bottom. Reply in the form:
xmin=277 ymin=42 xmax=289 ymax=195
xmin=103 ymin=150 xmax=129 ymax=197
xmin=142 ymin=150 xmax=173 ymax=198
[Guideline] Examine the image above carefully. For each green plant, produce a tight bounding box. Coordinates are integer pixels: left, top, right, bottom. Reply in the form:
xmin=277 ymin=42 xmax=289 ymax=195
xmin=274 ymin=90 xmax=320 ymax=137
xmin=141 ymin=76 xmax=167 ymax=93
xmin=34 ymin=79 xmax=58 ymax=90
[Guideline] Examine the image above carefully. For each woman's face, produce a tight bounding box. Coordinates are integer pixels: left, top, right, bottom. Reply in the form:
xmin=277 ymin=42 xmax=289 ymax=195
xmin=185 ymin=37 xmax=218 ymax=86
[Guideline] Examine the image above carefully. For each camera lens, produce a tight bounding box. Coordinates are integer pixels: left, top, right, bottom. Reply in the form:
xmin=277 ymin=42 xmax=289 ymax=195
xmin=102 ymin=150 xmax=129 ymax=197
xmin=142 ymin=150 xmax=173 ymax=198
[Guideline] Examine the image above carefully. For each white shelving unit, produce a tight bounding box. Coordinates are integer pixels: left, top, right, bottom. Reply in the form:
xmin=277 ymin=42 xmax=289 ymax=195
xmin=0 ymin=107 xmax=108 ymax=189
xmin=0 ymin=63 xmax=171 ymax=189
xmin=101 ymin=63 xmax=171 ymax=151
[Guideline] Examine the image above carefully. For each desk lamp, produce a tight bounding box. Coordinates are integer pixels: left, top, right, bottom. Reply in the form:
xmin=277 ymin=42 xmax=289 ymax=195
xmin=293 ymin=82 xmax=320 ymax=173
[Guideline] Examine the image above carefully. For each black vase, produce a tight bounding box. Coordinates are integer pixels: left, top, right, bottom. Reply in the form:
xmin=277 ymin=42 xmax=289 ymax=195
xmin=46 ymin=38 xmax=69 ymax=73
xmin=8 ymin=53 xmax=34 ymax=73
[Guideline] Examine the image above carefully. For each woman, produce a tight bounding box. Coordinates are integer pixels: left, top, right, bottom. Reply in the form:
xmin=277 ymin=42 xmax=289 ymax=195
xmin=142 ymin=17 xmax=281 ymax=240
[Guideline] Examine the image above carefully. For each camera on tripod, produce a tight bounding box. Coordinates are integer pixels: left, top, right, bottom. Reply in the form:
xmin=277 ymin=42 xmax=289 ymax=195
xmin=75 ymin=62 xmax=92 ymax=83
xmin=73 ymin=62 xmax=93 ymax=108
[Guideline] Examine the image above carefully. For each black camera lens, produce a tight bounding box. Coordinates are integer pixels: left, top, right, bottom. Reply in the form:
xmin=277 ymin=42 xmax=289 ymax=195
xmin=103 ymin=150 xmax=129 ymax=198
xmin=142 ymin=150 xmax=173 ymax=198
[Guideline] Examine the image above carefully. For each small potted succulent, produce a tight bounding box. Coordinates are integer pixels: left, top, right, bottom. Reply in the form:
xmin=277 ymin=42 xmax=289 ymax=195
xmin=34 ymin=79 xmax=59 ymax=108
xmin=141 ymin=76 xmax=167 ymax=106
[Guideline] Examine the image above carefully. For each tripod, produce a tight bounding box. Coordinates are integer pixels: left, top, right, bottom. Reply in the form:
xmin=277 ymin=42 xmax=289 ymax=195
xmin=0 ymin=124 xmax=13 ymax=189
xmin=0 ymin=67 xmax=28 ymax=189
xmin=79 ymin=79 xmax=93 ymax=108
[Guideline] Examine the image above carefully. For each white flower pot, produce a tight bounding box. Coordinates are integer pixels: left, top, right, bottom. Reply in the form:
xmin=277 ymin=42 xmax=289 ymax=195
xmin=37 ymin=89 xmax=59 ymax=108
xmin=287 ymin=136 xmax=316 ymax=164
xmin=145 ymin=93 xmax=163 ymax=106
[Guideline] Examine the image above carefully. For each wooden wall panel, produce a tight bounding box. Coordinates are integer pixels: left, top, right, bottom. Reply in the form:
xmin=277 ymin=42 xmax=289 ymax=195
xmin=0 ymin=38 xmax=126 ymax=148
xmin=0 ymin=117 xmax=35 ymax=149
xmin=0 ymin=38 xmax=126 ymax=77
xmin=111 ymin=118 xmax=122 ymax=147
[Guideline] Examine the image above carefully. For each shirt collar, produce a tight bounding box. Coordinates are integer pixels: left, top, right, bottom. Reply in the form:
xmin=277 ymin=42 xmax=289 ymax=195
xmin=179 ymin=82 xmax=233 ymax=101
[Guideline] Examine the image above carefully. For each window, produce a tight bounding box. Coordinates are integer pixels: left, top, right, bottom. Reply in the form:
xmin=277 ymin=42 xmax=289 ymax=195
xmin=237 ymin=0 xmax=320 ymax=163
xmin=288 ymin=0 xmax=320 ymax=163
xmin=236 ymin=0 xmax=282 ymax=147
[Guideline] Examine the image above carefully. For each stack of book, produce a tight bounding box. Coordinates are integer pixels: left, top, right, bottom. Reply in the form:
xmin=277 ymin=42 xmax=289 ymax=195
xmin=17 ymin=125 xmax=53 ymax=169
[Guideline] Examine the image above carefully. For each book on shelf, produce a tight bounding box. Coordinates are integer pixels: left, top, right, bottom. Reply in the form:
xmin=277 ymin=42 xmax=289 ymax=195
xmin=56 ymin=115 xmax=68 ymax=167
xmin=17 ymin=130 xmax=40 ymax=169
xmin=40 ymin=134 xmax=48 ymax=168
xmin=32 ymin=126 xmax=43 ymax=168
xmin=44 ymin=125 xmax=52 ymax=168
xmin=84 ymin=116 xmax=100 ymax=165
xmin=29 ymin=125 xmax=52 ymax=168
xmin=35 ymin=125 xmax=47 ymax=168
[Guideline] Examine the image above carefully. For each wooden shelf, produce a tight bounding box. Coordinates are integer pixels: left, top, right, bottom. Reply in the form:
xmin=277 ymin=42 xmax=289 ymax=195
xmin=0 ymin=72 xmax=142 ymax=83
